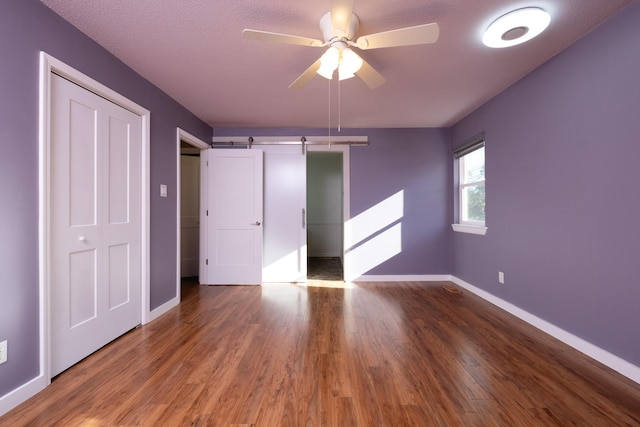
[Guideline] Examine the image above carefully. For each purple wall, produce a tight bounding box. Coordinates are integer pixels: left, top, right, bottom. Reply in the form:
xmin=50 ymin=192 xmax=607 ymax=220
xmin=4 ymin=0 xmax=638 ymax=409
xmin=214 ymin=127 xmax=452 ymax=276
xmin=350 ymin=128 xmax=451 ymax=275
xmin=451 ymin=2 xmax=640 ymax=365
xmin=0 ymin=0 xmax=211 ymax=397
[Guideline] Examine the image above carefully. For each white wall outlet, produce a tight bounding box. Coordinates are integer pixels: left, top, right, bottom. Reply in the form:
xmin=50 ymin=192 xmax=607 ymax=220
xmin=498 ymin=271 xmax=505 ymax=284
xmin=0 ymin=340 xmax=7 ymax=364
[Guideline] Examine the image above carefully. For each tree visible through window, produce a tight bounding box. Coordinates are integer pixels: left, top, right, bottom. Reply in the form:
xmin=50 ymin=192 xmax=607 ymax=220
xmin=459 ymin=145 xmax=485 ymax=225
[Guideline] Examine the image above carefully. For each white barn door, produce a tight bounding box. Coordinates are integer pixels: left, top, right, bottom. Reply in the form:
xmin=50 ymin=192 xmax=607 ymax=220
xmin=261 ymin=145 xmax=307 ymax=282
xmin=50 ymin=74 xmax=142 ymax=376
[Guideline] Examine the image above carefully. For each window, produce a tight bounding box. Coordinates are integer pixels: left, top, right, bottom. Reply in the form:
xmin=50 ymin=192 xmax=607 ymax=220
xmin=453 ymin=138 xmax=486 ymax=235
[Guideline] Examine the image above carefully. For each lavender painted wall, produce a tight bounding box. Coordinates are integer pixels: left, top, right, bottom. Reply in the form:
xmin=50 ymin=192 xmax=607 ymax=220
xmin=451 ymin=2 xmax=640 ymax=365
xmin=214 ymin=127 xmax=452 ymax=276
xmin=0 ymin=0 xmax=211 ymax=397
xmin=5 ymin=0 xmax=636 ymax=410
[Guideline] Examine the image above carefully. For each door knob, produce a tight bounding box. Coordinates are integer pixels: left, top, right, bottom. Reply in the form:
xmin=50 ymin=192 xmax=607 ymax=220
xmin=253 ymin=221 xmax=261 ymax=226
xmin=78 ymin=236 xmax=87 ymax=242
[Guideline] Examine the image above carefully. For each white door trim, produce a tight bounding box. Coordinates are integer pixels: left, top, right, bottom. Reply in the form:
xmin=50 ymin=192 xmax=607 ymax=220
xmin=199 ymin=149 xmax=210 ymax=285
xmin=175 ymin=128 xmax=209 ymax=296
xmin=38 ymin=52 xmax=151 ymax=386
xmin=307 ymin=145 xmax=352 ymax=281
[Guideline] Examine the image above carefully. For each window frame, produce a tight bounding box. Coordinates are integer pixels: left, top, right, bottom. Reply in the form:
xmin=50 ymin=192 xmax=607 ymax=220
xmin=452 ymin=137 xmax=487 ymax=235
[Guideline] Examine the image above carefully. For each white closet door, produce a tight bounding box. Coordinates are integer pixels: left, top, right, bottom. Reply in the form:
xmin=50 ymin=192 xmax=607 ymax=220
xmin=261 ymin=145 xmax=307 ymax=282
xmin=206 ymin=149 xmax=263 ymax=285
xmin=50 ymin=74 xmax=142 ymax=376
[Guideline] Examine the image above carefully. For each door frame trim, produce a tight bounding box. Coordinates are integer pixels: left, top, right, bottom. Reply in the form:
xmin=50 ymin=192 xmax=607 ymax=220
xmin=175 ymin=128 xmax=209 ymax=295
xmin=38 ymin=52 xmax=151 ymax=385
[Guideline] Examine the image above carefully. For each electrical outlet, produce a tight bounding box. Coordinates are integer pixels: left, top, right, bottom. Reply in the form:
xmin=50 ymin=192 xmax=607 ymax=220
xmin=498 ymin=271 xmax=505 ymax=284
xmin=0 ymin=340 xmax=7 ymax=364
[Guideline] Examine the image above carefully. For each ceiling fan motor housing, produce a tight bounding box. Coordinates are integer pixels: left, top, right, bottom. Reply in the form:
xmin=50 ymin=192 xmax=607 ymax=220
xmin=320 ymin=11 xmax=360 ymax=46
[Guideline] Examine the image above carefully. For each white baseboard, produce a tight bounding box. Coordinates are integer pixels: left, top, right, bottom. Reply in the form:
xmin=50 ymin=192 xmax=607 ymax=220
xmin=0 ymin=374 xmax=47 ymax=417
xmin=352 ymin=274 xmax=452 ymax=282
xmin=147 ymin=296 xmax=179 ymax=323
xmin=450 ymin=275 xmax=640 ymax=385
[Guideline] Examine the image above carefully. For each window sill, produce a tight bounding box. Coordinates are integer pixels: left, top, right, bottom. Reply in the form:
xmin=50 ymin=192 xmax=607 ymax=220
xmin=452 ymin=224 xmax=487 ymax=235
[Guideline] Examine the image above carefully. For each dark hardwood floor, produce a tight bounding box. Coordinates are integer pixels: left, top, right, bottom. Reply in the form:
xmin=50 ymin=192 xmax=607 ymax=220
xmin=2 ymin=280 xmax=640 ymax=426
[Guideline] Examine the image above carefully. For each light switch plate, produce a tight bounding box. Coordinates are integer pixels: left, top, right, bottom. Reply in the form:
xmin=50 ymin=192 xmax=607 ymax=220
xmin=0 ymin=340 xmax=7 ymax=364
xmin=160 ymin=184 xmax=168 ymax=198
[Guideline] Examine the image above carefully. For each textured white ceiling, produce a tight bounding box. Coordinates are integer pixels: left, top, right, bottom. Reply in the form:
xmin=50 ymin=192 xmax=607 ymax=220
xmin=40 ymin=0 xmax=630 ymax=128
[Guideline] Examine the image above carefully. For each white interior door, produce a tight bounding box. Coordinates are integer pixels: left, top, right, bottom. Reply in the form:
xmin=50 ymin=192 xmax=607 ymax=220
xmin=180 ymin=155 xmax=200 ymax=277
xmin=205 ymin=149 xmax=263 ymax=285
xmin=261 ymin=145 xmax=307 ymax=282
xmin=50 ymin=74 xmax=142 ymax=376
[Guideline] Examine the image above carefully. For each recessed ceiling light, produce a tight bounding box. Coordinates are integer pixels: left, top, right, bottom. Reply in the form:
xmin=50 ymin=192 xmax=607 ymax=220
xmin=483 ymin=7 xmax=550 ymax=48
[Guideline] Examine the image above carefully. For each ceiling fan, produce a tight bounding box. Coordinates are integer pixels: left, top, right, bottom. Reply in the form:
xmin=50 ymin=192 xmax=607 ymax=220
xmin=243 ymin=0 xmax=439 ymax=89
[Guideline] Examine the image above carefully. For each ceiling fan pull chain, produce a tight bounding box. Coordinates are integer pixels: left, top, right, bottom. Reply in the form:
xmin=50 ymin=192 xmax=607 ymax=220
xmin=328 ymin=77 xmax=331 ymax=138
xmin=338 ymin=78 xmax=341 ymax=132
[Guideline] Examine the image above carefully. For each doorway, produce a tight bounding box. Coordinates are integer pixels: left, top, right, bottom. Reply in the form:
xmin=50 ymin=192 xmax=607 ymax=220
xmin=179 ymin=144 xmax=200 ymax=279
xmin=176 ymin=128 xmax=209 ymax=292
xmin=307 ymin=148 xmax=346 ymax=281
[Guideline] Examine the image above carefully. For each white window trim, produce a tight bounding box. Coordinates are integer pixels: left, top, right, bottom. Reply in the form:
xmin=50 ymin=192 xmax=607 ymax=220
xmin=452 ymin=223 xmax=488 ymax=235
xmin=453 ymin=137 xmax=486 ymax=235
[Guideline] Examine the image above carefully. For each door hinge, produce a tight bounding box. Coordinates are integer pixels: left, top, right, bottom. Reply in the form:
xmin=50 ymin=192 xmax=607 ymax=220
xmin=206 ymin=209 xmax=209 ymax=216
xmin=206 ymin=259 xmax=209 ymax=265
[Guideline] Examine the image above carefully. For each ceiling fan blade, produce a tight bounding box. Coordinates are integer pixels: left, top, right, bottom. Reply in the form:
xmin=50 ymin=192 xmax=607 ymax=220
xmin=331 ymin=0 xmax=355 ymax=36
xmin=243 ymin=29 xmax=324 ymax=47
xmin=356 ymin=23 xmax=439 ymax=50
xmin=289 ymin=58 xmax=322 ymax=89
xmin=355 ymin=58 xmax=386 ymax=89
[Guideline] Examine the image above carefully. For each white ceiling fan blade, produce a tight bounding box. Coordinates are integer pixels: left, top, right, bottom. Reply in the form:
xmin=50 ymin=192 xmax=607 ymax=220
xmin=356 ymin=23 xmax=439 ymax=50
xmin=243 ymin=29 xmax=324 ymax=47
xmin=355 ymin=58 xmax=386 ymax=89
xmin=331 ymin=0 xmax=355 ymax=36
xmin=289 ymin=58 xmax=322 ymax=89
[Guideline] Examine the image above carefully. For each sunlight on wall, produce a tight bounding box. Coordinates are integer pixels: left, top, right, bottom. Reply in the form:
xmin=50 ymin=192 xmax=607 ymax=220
xmin=345 ymin=190 xmax=404 ymax=280
xmin=347 ymin=224 xmax=402 ymax=279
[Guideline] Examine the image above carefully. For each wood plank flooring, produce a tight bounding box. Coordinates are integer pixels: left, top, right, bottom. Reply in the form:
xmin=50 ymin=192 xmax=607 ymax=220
xmin=2 ymin=280 xmax=640 ymax=426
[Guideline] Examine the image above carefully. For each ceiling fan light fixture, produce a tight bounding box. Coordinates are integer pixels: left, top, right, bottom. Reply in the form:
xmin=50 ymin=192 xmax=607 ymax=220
xmin=483 ymin=7 xmax=550 ymax=48
xmin=317 ymin=46 xmax=340 ymax=79
xmin=317 ymin=65 xmax=335 ymax=80
xmin=338 ymin=66 xmax=355 ymax=81
xmin=340 ymin=48 xmax=363 ymax=74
